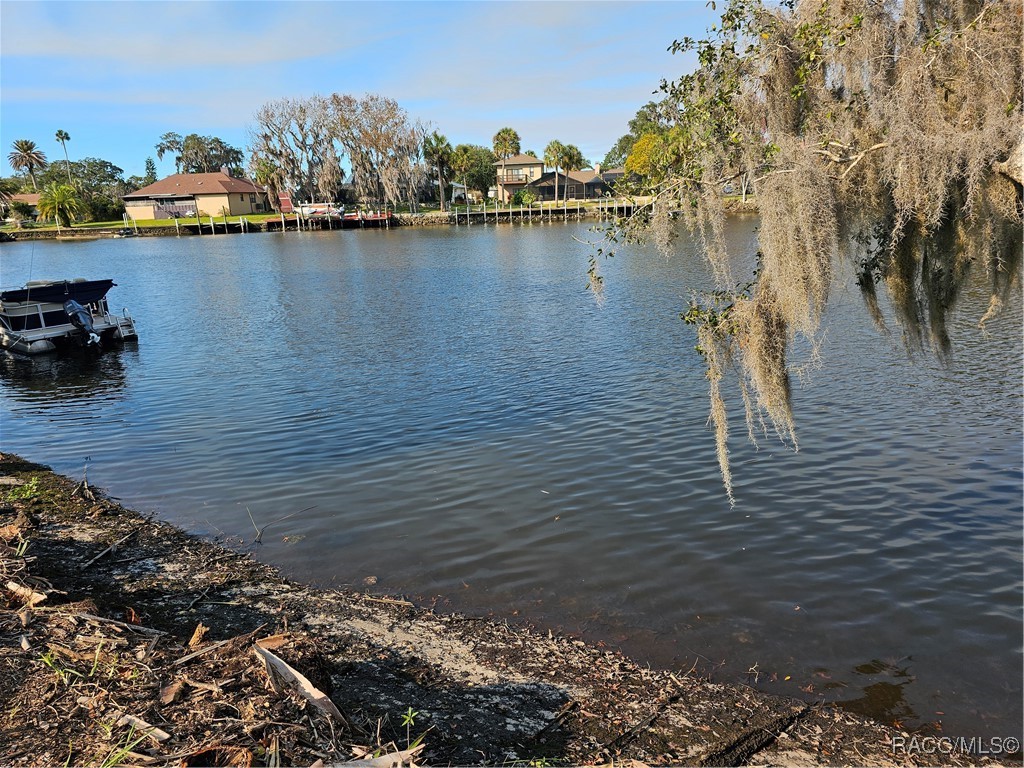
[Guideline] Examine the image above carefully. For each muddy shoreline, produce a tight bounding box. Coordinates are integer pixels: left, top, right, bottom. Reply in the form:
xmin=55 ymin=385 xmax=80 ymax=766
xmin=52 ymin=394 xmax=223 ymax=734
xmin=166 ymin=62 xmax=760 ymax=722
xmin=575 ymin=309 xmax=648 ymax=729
xmin=0 ymin=453 xmax=1006 ymax=766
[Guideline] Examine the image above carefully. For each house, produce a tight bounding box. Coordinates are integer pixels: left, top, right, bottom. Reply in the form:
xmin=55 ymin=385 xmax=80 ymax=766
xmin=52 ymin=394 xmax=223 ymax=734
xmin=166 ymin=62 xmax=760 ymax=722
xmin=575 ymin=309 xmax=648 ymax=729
xmin=123 ymin=170 xmax=269 ymax=220
xmin=493 ymin=154 xmax=545 ymax=203
xmin=6 ymin=193 xmax=40 ymax=219
xmin=523 ymin=164 xmax=626 ymax=202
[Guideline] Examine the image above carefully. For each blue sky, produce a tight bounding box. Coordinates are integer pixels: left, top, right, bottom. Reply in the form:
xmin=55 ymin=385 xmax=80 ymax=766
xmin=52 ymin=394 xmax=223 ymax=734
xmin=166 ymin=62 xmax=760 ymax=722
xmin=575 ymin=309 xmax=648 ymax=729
xmin=1 ymin=0 xmax=719 ymax=180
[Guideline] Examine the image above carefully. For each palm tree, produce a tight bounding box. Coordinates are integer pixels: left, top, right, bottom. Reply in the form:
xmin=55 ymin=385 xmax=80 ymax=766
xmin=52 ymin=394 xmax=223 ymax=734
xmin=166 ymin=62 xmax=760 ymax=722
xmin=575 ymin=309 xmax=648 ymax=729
xmin=38 ymin=183 xmax=81 ymax=228
xmin=55 ymin=130 xmax=72 ymax=183
xmin=0 ymin=178 xmax=17 ymax=214
xmin=492 ymin=127 xmax=520 ymax=203
xmin=544 ymin=140 xmax=566 ymax=205
xmin=452 ymin=145 xmax=472 ymax=206
xmin=422 ymin=131 xmax=453 ymax=212
xmin=8 ymin=140 xmax=49 ymax=190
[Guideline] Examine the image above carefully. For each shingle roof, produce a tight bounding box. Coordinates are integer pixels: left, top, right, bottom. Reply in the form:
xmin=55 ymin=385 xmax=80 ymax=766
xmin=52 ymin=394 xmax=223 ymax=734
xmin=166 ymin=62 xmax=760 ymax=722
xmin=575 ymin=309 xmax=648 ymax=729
xmin=124 ymin=172 xmax=265 ymax=199
xmin=494 ymin=153 xmax=544 ymax=167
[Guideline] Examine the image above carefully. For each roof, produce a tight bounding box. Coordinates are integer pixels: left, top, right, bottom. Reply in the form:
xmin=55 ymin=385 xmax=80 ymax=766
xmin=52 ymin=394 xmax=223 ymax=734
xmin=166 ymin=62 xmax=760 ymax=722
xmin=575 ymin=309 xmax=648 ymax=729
xmin=527 ymin=170 xmax=610 ymax=187
xmin=493 ymin=153 xmax=543 ymax=167
xmin=123 ymin=172 xmax=265 ymax=199
xmin=11 ymin=193 xmax=41 ymax=206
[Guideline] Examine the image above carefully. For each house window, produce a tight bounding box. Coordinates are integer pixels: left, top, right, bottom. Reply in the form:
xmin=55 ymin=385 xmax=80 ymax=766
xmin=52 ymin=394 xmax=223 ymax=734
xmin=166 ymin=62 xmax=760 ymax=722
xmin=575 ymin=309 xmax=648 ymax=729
xmin=250 ymin=194 xmax=256 ymax=203
xmin=567 ymin=186 xmax=576 ymax=198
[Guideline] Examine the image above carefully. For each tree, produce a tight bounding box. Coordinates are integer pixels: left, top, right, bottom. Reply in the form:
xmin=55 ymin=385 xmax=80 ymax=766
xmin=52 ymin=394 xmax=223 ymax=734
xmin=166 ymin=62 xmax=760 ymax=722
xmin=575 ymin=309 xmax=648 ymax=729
xmin=249 ymin=96 xmax=341 ymax=204
xmin=144 ymin=158 xmax=157 ymax=186
xmin=155 ymin=132 xmax=183 ymax=173
xmin=493 ymin=127 xmax=521 ymax=202
xmin=423 ymin=131 xmax=453 ymax=211
xmin=39 ymin=157 xmax=128 ymax=222
xmin=450 ymin=144 xmax=496 ymax=201
xmin=624 ymin=133 xmax=667 ymax=183
xmin=544 ymin=140 xmax=566 ymax=204
xmin=602 ymin=101 xmax=674 ymax=168
xmin=37 ymin=183 xmax=81 ymax=228
xmin=179 ymin=134 xmax=245 ymax=174
xmin=8 ymin=140 xmax=48 ymax=190
xmin=0 ymin=177 xmax=16 ymax=213
xmin=329 ymin=93 xmax=425 ymax=209
xmin=603 ymin=0 xmax=1023 ymax=502
xmin=55 ymin=130 xmax=72 ymax=184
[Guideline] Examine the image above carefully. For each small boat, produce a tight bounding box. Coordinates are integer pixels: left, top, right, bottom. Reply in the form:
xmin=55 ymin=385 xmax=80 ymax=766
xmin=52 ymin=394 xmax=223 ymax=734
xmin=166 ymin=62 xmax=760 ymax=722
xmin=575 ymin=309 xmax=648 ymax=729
xmin=0 ymin=278 xmax=138 ymax=355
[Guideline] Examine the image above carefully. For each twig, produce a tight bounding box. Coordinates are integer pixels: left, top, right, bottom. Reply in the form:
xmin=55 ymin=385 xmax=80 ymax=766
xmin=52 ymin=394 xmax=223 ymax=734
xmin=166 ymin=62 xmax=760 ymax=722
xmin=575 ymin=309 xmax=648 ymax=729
xmin=81 ymin=527 xmax=139 ymax=570
xmin=357 ymin=594 xmax=414 ymax=608
xmin=172 ymin=638 xmax=233 ymax=666
xmin=247 ymin=505 xmax=316 ymax=544
xmin=76 ymin=611 xmax=166 ymax=636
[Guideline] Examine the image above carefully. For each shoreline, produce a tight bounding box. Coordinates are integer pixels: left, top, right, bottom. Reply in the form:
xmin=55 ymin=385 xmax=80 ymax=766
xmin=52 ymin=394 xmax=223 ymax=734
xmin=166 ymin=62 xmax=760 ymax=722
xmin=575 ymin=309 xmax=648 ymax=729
xmin=0 ymin=199 xmax=759 ymax=242
xmin=0 ymin=452 xmax=1005 ymax=766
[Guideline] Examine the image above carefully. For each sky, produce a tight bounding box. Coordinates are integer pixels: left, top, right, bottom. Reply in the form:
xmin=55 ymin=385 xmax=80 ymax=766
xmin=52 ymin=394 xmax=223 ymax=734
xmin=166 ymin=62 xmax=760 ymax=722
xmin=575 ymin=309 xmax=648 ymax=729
xmin=1 ymin=0 xmax=720 ymax=180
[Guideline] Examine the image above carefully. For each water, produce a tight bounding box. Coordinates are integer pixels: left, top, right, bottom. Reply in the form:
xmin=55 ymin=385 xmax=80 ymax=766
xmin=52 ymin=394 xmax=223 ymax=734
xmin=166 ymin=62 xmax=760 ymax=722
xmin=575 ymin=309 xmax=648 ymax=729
xmin=1 ymin=221 xmax=1020 ymax=738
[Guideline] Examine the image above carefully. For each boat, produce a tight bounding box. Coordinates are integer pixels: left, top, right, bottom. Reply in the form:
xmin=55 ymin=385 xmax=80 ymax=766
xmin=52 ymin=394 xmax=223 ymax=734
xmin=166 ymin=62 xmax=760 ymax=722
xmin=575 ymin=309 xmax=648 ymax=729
xmin=0 ymin=278 xmax=138 ymax=355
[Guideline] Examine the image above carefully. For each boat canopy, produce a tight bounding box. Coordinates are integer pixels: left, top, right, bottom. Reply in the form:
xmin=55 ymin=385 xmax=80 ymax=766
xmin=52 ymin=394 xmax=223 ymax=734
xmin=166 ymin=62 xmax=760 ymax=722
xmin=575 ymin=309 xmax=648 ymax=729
xmin=0 ymin=279 xmax=116 ymax=306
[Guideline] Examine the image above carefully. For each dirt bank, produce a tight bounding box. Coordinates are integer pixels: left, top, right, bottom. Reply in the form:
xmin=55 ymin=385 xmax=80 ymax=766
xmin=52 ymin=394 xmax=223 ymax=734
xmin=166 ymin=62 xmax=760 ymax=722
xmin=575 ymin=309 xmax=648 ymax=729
xmin=0 ymin=453 xmax=1004 ymax=766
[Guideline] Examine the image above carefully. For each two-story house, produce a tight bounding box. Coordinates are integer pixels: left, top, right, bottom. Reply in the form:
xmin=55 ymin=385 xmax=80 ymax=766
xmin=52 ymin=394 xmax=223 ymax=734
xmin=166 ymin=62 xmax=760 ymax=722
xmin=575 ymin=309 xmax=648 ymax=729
xmin=493 ymin=154 xmax=545 ymax=203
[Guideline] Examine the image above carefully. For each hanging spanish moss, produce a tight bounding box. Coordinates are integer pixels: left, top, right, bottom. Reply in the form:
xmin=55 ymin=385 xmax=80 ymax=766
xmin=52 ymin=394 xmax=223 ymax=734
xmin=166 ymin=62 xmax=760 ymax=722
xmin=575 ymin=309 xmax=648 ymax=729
xmin=607 ymin=0 xmax=1023 ymax=501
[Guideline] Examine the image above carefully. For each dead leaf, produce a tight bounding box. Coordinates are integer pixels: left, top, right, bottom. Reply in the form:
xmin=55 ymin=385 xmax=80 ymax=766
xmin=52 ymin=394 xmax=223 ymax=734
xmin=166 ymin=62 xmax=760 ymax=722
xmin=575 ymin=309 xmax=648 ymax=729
xmin=345 ymin=744 xmax=423 ymax=768
xmin=116 ymin=713 xmax=171 ymax=742
xmin=188 ymin=622 xmax=208 ymax=648
xmin=160 ymin=680 xmax=185 ymax=705
xmin=179 ymin=746 xmax=252 ymax=767
xmin=5 ymin=581 xmax=46 ymax=606
xmin=253 ymin=639 xmax=348 ymax=725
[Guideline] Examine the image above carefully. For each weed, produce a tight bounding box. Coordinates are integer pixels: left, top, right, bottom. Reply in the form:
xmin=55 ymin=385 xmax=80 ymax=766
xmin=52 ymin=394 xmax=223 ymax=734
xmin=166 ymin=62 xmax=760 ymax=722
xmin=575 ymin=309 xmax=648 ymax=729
xmin=6 ymin=477 xmax=40 ymax=501
xmin=97 ymin=724 xmax=149 ymax=768
xmin=401 ymin=706 xmax=419 ymax=747
xmin=40 ymin=649 xmax=83 ymax=687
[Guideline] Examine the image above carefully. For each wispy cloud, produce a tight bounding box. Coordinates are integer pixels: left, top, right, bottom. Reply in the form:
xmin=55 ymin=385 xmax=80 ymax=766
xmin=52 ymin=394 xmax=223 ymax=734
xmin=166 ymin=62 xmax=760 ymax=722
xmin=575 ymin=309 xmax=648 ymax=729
xmin=1 ymin=0 xmax=717 ymax=176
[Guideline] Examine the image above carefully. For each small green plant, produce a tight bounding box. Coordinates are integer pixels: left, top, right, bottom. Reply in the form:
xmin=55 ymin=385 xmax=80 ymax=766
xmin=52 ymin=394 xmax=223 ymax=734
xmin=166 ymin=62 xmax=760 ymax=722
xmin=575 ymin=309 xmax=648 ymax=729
xmin=6 ymin=477 xmax=40 ymax=501
xmin=40 ymin=649 xmax=83 ymax=686
xmin=401 ymin=706 xmax=419 ymax=747
xmin=97 ymin=724 xmax=149 ymax=768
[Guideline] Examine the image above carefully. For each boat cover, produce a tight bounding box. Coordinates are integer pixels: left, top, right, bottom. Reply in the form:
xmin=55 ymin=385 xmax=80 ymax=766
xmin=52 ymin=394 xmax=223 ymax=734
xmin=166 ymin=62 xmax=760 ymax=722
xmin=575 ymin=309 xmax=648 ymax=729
xmin=0 ymin=279 xmax=115 ymax=305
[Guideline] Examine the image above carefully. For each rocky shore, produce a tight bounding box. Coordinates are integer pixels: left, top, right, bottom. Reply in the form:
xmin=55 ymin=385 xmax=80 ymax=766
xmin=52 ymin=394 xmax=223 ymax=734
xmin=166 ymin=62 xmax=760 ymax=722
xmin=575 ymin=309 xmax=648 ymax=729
xmin=0 ymin=453 xmax=1002 ymax=766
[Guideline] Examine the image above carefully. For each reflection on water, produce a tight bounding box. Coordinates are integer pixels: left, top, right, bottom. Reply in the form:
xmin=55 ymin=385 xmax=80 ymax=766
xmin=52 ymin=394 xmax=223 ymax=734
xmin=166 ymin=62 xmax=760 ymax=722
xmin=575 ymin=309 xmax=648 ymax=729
xmin=0 ymin=347 xmax=133 ymax=402
xmin=0 ymin=223 xmax=1020 ymax=738
xmin=839 ymin=659 xmax=917 ymax=726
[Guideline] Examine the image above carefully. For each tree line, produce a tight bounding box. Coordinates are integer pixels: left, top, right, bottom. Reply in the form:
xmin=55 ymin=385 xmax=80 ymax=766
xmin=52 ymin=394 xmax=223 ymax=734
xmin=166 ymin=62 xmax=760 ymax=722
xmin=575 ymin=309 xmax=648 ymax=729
xmin=3 ymin=100 xmax=606 ymax=224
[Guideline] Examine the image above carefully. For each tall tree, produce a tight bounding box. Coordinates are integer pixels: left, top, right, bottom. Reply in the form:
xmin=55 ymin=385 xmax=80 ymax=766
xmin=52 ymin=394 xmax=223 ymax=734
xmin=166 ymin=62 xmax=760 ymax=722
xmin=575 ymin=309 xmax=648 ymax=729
xmin=492 ymin=127 xmax=521 ymax=202
xmin=8 ymin=140 xmax=48 ymax=190
xmin=423 ymin=131 xmax=453 ymax=212
xmin=544 ymin=140 xmax=567 ymax=203
xmin=249 ymin=97 xmax=340 ymax=204
xmin=143 ymin=157 xmax=158 ymax=186
xmin=604 ymin=0 xmax=1023 ymax=501
xmin=55 ymin=130 xmax=72 ymax=184
xmin=37 ymin=183 xmax=81 ymax=228
xmin=155 ymin=132 xmax=183 ymax=173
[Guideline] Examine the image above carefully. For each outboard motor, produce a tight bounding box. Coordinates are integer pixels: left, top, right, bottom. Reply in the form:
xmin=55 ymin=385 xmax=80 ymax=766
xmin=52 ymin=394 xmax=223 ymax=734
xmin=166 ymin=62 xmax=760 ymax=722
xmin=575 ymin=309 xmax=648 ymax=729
xmin=64 ymin=299 xmax=101 ymax=347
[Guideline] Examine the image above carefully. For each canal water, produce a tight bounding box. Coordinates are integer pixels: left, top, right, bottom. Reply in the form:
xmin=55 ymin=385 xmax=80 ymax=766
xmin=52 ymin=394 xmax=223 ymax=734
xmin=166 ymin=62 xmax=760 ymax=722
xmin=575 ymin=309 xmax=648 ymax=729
xmin=1 ymin=220 xmax=1021 ymax=738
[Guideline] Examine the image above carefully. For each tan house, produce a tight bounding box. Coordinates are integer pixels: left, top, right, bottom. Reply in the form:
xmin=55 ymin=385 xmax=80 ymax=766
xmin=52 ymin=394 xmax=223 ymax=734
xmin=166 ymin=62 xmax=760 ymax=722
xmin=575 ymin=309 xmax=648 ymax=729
xmin=493 ymin=154 xmax=545 ymax=203
xmin=123 ymin=170 xmax=269 ymax=220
